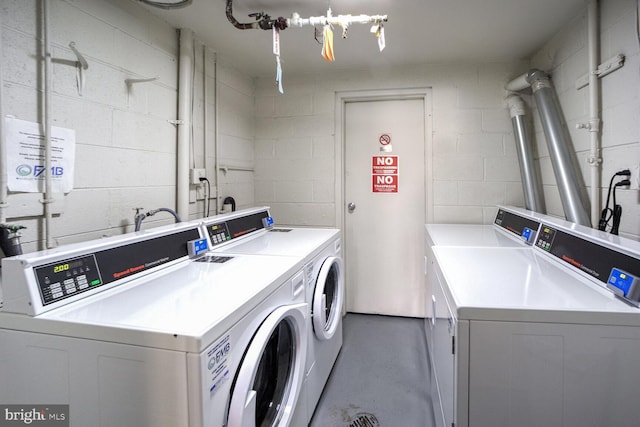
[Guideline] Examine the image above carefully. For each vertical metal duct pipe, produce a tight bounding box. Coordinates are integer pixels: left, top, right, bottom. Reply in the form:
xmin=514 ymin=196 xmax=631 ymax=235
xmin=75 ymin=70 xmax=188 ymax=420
xmin=506 ymin=95 xmax=546 ymax=213
xmin=526 ymin=69 xmax=591 ymax=226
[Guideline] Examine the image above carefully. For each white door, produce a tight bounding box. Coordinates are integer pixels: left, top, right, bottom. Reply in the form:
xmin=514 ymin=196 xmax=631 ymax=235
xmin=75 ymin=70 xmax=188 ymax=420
xmin=344 ymin=97 xmax=427 ymax=317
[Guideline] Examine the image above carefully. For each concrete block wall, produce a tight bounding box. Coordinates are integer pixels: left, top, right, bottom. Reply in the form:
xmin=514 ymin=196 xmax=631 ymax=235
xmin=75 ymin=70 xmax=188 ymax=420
xmin=215 ymin=55 xmax=255 ymax=213
xmin=530 ymin=0 xmax=640 ymax=239
xmin=0 ymin=0 xmax=256 ymax=251
xmin=1 ymin=0 xmax=179 ymax=250
xmin=186 ymin=44 xmax=255 ymax=218
xmin=254 ymin=61 xmax=529 ymax=226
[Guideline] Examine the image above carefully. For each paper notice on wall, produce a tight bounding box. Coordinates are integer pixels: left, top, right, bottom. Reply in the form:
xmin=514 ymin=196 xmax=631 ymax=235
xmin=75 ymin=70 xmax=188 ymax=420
xmin=4 ymin=117 xmax=75 ymax=193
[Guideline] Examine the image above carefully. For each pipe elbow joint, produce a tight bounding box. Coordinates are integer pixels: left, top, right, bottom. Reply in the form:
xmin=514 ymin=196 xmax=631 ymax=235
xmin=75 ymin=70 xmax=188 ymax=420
xmin=505 ymin=94 xmax=527 ymax=118
xmin=526 ymin=69 xmax=552 ymax=92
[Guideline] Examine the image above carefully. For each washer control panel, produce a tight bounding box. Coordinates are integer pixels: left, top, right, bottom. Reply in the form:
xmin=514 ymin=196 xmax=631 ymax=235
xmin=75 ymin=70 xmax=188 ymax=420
xmin=34 ymin=255 xmax=102 ymax=305
xmin=1 ymin=226 xmax=201 ymax=315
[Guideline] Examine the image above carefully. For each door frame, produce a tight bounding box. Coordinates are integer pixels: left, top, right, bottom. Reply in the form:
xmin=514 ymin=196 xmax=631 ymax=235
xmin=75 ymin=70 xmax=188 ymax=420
xmin=334 ymin=89 xmax=434 ymax=313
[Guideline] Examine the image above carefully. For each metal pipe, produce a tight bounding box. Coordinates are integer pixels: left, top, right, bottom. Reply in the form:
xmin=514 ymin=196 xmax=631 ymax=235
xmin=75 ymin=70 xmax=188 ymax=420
xmin=527 ymin=69 xmax=591 ymax=226
xmin=226 ymin=0 xmax=259 ymax=30
xmin=587 ymin=0 xmax=601 ymax=227
xmin=177 ymin=29 xmax=193 ymax=221
xmin=43 ymin=0 xmax=54 ymax=248
xmin=506 ymin=95 xmax=546 ymax=213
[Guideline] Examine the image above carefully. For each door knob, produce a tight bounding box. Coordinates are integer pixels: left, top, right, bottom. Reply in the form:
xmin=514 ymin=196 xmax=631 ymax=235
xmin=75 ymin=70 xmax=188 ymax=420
xmin=348 ymin=202 xmax=356 ymax=213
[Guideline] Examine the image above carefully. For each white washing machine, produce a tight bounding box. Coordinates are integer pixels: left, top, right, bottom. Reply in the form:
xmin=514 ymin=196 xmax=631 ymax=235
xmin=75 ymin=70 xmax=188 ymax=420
xmin=428 ymin=216 xmax=640 ymax=427
xmin=0 ymin=223 xmax=308 ymax=427
xmin=197 ymin=208 xmax=344 ymax=424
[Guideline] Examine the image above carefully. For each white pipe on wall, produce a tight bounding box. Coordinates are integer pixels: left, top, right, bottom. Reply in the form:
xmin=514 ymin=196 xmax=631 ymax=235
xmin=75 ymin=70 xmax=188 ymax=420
xmin=177 ymin=29 xmax=194 ymax=220
xmin=213 ymin=52 xmax=220 ymax=215
xmin=202 ymin=45 xmax=208 ymax=217
xmin=505 ymin=73 xmax=530 ymax=92
xmin=587 ymin=0 xmax=601 ymax=227
xmin=0 ymin=11 xmax=8 ymax=224
xmin=43 ymin=0 xmax=54 ymax=248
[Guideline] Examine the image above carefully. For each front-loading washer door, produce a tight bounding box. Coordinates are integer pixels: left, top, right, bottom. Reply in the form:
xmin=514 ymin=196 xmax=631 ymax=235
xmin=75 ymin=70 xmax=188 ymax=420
xmin=312 ymin=256 xmax=344 ymax=341
xmin=227 ymin=303 xmax=308 ymax=427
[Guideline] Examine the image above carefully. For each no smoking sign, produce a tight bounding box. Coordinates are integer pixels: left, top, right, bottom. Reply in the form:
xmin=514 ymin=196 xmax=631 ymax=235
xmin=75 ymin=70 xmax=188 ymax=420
xmin=379 ymin=133 xmax=391 ymax=145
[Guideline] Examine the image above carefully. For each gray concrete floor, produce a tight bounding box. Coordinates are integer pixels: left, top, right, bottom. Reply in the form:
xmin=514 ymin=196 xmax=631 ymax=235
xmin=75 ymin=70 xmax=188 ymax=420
xmin=309 ymin=313 xmax=434 ymax=427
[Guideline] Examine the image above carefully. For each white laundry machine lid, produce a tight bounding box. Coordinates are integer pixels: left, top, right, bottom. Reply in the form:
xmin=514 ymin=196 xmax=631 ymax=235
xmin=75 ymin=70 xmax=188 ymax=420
xmin=8 ymin=254 xmax=304 ymax=352
xmin=433 ymin=246 xmax=640 ymax=325
xmin=212 ymin=227 xmax=340 ymax=259
xmin=426 ymin=224 xmax=528 ymax=248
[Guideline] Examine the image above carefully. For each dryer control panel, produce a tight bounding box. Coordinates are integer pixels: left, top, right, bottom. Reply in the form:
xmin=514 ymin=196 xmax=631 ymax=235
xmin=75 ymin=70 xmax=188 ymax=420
xmin=536 ymin=224 xmax=640 ymax=306
xmin=203 ymin=210 xmax=271 ymax=249
xmin=494 ymin=208 xmax=540 ymax=244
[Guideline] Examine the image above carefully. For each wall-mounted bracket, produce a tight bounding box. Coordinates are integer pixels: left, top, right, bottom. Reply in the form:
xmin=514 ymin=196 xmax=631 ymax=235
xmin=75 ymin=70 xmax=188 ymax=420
xmin=575 ymin=54 xmax=625 ymax=89
xmin=125 ymin=76 xmax=159 ymax=89
xmin=51 ymin=42 xmax=89 ymax=96
xmin=68 ymin=42 xmax=88 ymax=96
xmin=219 ymin=165 xmax=254 ymax=174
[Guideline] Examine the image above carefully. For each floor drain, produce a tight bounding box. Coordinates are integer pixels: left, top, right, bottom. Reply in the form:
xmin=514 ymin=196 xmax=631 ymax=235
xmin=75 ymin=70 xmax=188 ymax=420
xmin=347 ymin=412 xmax=379 ymax=427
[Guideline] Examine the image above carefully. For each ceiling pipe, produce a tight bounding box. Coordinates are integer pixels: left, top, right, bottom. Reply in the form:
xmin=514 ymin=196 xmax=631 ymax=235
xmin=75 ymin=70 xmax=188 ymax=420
xmin=137 ymin=0 xmax=192 ymax=10
xmin=506 ymin=95 xmax=546 ymax=214
xmin=226 ymin=0 xmax=287 ymax=31
xmin=527 ymin=69 xmax=591 ymax=226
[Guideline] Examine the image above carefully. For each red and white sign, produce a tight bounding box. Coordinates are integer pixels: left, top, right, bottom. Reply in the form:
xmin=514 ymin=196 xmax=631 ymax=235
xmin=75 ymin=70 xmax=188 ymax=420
xmin=372 ymin=155 xmax=398 ymax=193
xmin=379 ymin=133 xmax=392 ymax=145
